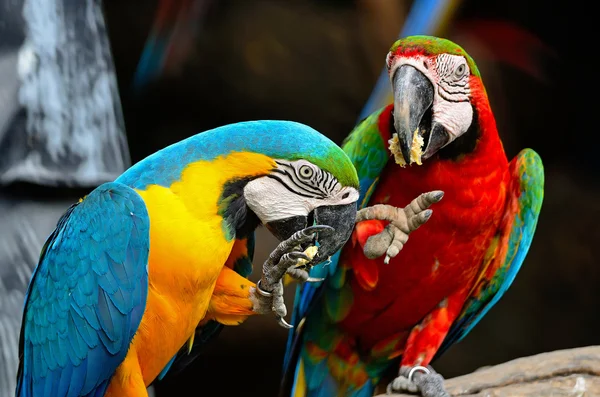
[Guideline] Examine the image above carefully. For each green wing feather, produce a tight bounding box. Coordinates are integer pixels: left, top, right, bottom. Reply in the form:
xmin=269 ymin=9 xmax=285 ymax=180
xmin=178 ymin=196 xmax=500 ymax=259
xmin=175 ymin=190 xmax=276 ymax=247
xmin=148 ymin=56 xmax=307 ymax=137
xmin=342 ymin=107 xmax=392 ymax=210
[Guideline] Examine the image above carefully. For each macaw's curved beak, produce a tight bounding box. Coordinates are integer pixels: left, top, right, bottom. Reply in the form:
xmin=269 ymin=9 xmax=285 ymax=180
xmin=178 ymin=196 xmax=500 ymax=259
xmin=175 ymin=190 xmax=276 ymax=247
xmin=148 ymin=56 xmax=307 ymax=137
xmin=392 ymin=65 xmax=449 ymax=162
xmin=265 ymin=202 xmax=357 ymax=264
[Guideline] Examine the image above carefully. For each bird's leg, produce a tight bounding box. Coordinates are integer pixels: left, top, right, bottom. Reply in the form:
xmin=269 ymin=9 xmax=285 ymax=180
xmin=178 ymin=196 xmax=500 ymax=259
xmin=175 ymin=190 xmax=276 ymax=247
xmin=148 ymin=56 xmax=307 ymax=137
xmin=387 ymin=365 xmax=448 ymax=397
xmin=358 ymin=190 xmax=443 ymax=263
xmin=386 ymin=293 xmax=466 ymax=397
xmin=251 ymin=225 xmax=334 ymax=328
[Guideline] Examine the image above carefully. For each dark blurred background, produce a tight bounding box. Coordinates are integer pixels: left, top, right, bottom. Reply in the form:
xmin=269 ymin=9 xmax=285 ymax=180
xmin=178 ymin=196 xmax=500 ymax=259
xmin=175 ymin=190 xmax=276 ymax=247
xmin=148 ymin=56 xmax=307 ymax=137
xmin=0 ymin=0 xmax=596 ymax=396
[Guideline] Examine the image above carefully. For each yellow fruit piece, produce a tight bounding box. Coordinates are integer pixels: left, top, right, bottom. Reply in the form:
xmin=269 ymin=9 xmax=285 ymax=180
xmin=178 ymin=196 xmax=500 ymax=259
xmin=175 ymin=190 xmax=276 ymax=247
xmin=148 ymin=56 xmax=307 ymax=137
xmin=298 ymin=245 xmax=318 ymax=266
xmin=284 ymin=245 xmax=319 ymax=286
xmin=388 ymin=129 xmax=424 ymax=167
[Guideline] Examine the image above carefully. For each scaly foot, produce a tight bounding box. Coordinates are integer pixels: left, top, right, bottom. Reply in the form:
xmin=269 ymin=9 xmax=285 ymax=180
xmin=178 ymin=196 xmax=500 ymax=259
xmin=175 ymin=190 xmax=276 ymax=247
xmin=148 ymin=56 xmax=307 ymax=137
xmin=357 ymin=190 xmax=443 ymax=263
xmin=250 ymin=225 xmax=333 ymax=328
xmin=387 ymin=365 xmax=449 ymax=397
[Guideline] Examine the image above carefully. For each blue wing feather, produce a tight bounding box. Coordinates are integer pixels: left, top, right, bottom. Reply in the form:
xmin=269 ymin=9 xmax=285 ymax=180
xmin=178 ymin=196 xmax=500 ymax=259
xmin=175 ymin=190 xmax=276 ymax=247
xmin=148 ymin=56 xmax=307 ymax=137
xmin=436 ymin=149 xmax=544 ymax=358
xmin=16 ymin=182 xmax=150 ymax=397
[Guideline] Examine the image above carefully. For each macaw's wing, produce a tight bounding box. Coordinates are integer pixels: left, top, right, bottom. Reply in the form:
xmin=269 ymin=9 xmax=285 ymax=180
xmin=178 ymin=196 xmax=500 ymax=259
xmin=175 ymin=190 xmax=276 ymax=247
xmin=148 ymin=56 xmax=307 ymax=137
xmin=344 ymin=105 xmax=393 ymax=210
xmin=156 ymin=233 xmax=256 ymax=381
xmin=282 ymin=106 xmax=392 ymax=373
xmin=16 ymin=182 xmax=150 ymax=397
xmin=436 ymin=149 xmax=544 ymax=358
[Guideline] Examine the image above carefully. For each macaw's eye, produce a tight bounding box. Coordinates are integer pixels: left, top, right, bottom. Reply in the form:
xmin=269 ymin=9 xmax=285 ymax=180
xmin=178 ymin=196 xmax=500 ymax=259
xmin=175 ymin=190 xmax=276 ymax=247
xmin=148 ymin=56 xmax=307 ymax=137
xmin=455 ymin=64 xmax=466 ymax=77
xmin=299 ymin=165 xmax=314 ymax=179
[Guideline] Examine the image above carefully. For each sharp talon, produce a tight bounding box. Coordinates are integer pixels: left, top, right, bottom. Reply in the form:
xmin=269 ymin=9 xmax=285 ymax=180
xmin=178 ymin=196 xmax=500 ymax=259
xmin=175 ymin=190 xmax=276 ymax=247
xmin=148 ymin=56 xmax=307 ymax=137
xmin=423 ymin=209 xmax=433 ymax=220
xmin=288 ymin=252 xmax=311 ymax=261
xmin=384 ymin=255 xmax=391 ymax=264
xmin=408 ymin=366 xmax=431 ymax=383
xmin=256 ymin=280 xmax=273 ymax=297
xmin=293 ymin=264 xmax=308 ymax=270
xmin=306 ymin=277 xmax=325 ymax=282
xmin=432 ymin=191 xmax=444 ymax=201
xmin=302 ymin=225 xmax=335 ymax=236
xmin=277 ymin=316 xmax=294 ymax=329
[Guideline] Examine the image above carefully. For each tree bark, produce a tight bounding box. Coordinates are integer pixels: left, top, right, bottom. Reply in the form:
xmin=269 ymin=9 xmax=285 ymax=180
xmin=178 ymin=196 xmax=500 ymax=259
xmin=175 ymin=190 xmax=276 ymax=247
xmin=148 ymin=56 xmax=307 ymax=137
xmin=380 ymin=346 xmax=600 ymax=396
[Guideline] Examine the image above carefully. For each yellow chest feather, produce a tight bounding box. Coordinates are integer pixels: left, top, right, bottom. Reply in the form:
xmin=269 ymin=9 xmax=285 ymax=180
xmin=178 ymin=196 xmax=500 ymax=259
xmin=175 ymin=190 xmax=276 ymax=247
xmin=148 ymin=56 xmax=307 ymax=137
xmin=123 ymin=151 xmax=276 ymax=384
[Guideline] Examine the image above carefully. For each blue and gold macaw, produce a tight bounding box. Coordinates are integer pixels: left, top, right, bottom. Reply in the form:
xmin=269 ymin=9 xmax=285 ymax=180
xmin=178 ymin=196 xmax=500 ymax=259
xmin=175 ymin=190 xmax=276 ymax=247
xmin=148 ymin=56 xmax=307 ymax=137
xmin=16 ymin=120 xmax=362 ymax=397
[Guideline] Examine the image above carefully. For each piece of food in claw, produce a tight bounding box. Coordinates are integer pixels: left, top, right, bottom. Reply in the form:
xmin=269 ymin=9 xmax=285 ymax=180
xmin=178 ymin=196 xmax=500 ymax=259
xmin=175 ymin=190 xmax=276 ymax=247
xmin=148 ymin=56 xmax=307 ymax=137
xmin=283 ymin=245 xmax=319 ymax=286
xmin=297 ymin=245 xmax=319 ymax=267
xmin=388 ymin=128 xmax=424 ymax=167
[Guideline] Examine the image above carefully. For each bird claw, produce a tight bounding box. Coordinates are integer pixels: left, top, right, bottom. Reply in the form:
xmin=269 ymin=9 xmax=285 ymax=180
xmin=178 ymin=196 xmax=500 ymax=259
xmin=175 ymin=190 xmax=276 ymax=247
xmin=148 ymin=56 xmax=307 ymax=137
xmin=359 ymin=190 xmax=443 ymax=261
xmin=300 ymin=224 xmax=335 ymax=239
xmin=285 ymin=265 xmax=325 ymax=283
xmin=387 ymin=365 xmax=449 ymax=397
xmin=255 ymin=279 xmax=273 ymax=297
xmin=287 ymin=251 xmax=312 ymax=262
xmin=387 ymin=376 xmax=419 ymax=394
xmin=277 ymin=316 xmax=293 ymax=329
xmin=254 ymin=225 xmax=331 ymax=327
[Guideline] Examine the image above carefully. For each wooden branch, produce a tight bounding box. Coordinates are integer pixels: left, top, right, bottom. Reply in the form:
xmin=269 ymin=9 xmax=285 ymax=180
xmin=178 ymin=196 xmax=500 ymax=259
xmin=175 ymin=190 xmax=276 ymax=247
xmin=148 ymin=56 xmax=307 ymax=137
xmin=379 ymin=346 xmax=600 ymax=396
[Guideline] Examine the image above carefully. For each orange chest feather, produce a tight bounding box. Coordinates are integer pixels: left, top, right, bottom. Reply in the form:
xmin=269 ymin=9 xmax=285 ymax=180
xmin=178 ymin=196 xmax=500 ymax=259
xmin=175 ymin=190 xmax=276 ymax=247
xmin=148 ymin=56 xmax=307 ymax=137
xmin=129 ymin=185 xmax=235 ymax=383
xmin=116 ymin=151 xmax=276 ymax=385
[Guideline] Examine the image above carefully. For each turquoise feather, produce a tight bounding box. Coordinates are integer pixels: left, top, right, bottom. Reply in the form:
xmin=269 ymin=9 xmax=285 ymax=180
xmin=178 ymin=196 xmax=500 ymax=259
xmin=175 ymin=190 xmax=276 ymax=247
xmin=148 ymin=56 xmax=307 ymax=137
xmin=116 ymin=120 xmax=357 ymax=190
xmin=16 ymin=182 xmax=150 ymax=397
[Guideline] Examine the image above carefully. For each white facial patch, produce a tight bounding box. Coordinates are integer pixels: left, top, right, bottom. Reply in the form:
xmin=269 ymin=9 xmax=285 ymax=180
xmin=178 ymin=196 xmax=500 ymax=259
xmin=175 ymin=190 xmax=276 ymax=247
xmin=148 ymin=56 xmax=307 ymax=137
xmin=244 ymin=177 xmax=311 ymax=223
xmin=243 ymin=159 xmax=359 ymax=224
xmin=433 ymin=99 xmax=473 ymax=143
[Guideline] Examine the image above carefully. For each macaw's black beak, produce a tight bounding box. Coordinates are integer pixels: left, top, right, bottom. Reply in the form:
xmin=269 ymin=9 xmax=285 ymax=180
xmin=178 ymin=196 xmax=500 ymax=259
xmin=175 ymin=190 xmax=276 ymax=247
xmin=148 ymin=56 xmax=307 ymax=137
xmin=392 ymin=64 xmax=449 ymax=162
xmin=311 ymin=203 xmax=356 ymax=263
xmin=265 ymin=202 xmax=357 ymax=264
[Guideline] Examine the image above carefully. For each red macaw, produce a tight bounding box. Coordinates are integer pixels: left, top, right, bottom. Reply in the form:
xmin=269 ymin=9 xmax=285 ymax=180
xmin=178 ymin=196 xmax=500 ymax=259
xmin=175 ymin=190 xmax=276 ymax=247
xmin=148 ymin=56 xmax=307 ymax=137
xmin=281 ymin=36 xmax=544 ymax=397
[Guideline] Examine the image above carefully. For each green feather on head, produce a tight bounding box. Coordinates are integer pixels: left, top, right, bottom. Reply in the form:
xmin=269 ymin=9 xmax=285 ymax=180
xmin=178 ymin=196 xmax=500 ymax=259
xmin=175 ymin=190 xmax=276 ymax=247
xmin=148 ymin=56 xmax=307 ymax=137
xmin=388 ymin=35 xmax=481 ymax=78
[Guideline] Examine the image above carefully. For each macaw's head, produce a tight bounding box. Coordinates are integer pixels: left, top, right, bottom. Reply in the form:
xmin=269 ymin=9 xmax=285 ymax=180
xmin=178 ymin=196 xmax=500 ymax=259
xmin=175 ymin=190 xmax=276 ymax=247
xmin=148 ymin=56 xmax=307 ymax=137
xmin=386 ymin=35 xmax=488 ymax=166
xmin=236 ymin=121 xmax=360 ymax=264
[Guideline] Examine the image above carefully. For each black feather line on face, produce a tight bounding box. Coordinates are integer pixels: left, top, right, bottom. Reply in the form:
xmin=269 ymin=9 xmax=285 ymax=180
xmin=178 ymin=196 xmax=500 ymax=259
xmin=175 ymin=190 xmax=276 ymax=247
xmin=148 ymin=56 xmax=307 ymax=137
xmin=437 ymin=104 xmax=481 ymax=160
xmin=219 ymin=178 xmax=260 ymax=239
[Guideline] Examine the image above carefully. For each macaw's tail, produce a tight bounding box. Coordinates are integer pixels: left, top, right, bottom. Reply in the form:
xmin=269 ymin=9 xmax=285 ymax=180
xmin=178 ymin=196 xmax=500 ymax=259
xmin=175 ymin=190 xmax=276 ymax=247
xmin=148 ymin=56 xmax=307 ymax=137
xmin=132 ymin=0 xmax=213 ymax=92
xmin=453 ymin=18 xmax=556 ymax=83
xmin=280 ymin=298 xmax=378 ymax=397
xmin=281 ymin=347 xmax=376 ymax=397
